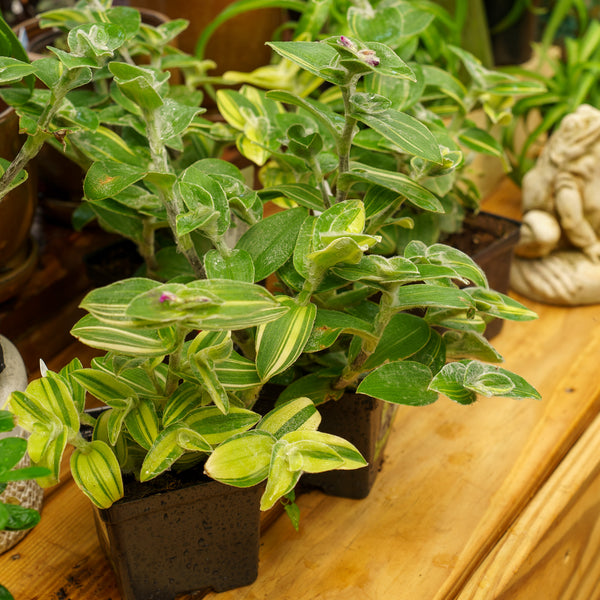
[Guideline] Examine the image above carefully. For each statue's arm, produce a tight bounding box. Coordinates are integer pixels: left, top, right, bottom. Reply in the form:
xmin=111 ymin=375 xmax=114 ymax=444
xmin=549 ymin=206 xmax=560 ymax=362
xmin=554 ymin=172 xmax=600 ymax=261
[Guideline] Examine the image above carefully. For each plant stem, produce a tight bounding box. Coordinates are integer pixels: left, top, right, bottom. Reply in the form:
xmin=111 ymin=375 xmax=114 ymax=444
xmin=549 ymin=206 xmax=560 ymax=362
xmin=0 ymin=69 xmax=81 ymax=200
xmin=335 ymin=78 xmax=359 ymax=204
xmin=145 ymin=109 xmax=206 ymax=278
xmin=332 ymin=289 xmax=396 ymax=390
xmin=165 ymin=326 xmax=188 ymax=397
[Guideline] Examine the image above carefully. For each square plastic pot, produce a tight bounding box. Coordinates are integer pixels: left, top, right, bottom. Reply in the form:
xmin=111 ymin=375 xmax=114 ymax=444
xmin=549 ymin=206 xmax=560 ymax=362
xmin=300 ymin=393 xmax=397 ymax=499
xmin=93 ymin=467 xmax=263 ymax=600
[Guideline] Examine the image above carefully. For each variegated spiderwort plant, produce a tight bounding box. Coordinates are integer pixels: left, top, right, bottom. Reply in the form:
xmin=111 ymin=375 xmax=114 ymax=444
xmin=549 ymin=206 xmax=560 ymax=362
xmin=1 ymin=5 xmax=540 ymax=520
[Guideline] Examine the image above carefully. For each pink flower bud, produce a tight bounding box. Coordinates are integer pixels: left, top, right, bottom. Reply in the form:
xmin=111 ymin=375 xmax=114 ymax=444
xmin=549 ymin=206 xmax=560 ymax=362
xmin=358 ymin=49 xmax=380 ymax=67
xmin=159 ymin=291 xmax=178 ymax=303
xmin=339 ymin=36 xmax=357 ymax=51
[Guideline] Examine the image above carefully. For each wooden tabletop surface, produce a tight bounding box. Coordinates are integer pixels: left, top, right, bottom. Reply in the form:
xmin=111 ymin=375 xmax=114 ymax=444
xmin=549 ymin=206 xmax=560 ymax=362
xmin=3 ymin=180 xmax=600 ymax=599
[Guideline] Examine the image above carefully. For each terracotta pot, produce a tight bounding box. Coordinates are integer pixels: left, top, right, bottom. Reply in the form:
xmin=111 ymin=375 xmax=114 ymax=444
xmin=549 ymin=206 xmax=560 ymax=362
xmin=0 ymin=102 xmax=38 ymax=303
xmin=94 ymin=465 xmax=263 ymax=600
xmin=128 ymin=0 xmax=286 ymax=75
xmin=300 ymin=393 xmax=398 ymax=499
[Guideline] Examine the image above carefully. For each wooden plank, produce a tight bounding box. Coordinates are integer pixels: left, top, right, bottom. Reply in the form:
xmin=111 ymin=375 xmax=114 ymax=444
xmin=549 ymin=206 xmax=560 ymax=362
xmin=458 ymin=411 xmax=600 ymax=600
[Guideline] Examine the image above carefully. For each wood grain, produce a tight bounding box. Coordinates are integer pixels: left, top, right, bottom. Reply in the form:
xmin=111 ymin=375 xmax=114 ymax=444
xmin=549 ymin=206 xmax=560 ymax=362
xmin=458 ymin=411 xmax=600 ymax=600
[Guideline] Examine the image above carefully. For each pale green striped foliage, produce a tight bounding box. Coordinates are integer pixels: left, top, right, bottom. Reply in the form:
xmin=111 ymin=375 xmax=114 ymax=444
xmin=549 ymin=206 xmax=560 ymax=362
xmin=204 ymin=397 xmax=366 ymax=510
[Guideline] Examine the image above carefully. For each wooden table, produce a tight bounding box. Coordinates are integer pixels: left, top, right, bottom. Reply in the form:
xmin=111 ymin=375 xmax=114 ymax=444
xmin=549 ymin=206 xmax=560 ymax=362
xmin=3 ymin=182 xmax=600 ymax=599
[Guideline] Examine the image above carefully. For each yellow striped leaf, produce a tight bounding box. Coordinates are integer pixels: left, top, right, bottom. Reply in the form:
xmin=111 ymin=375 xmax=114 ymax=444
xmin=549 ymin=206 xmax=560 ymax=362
xmin=71 ymin=314 xmax=177 ymax=357
xmin=282 ymin=430 xmax=367 ymax=470
xmin=71 ymin=368 xmax=138 ymax=409
xmin=25 ymin=373 xmax=79 ymax=432
xmin=256 ymin=300 xmax=316 ymax=382
xmin=140 ymin=424 xmax=211 ymax=481
xmin=123 ymin=399 xmax=160 ymax=450
xmin=184 ymin=406 xmax=261 ymax=446
xmin=257 ymin=397 xmax=320 ymax=439
xmin=204 ymin=430 xmax=275 ymax=487
xmin=260 ymin=439 xmax=302 ymax=511
xmin=71 ymin=440 xmax=124 ymax=509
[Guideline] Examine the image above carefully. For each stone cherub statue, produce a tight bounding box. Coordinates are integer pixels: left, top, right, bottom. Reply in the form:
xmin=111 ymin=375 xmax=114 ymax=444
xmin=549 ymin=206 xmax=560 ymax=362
xmin=510 ymin=104 xmax=600 ymax=305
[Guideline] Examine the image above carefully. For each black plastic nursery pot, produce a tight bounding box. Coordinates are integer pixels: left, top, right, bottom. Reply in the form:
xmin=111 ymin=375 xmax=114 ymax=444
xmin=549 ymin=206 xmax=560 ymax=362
xmin=300 ymin=393 xmax=397 ymax=500
xmin=93 ymin=466 xmax=263 ymax=600
xmin=445 ymin=211 xmax=521 ymax=339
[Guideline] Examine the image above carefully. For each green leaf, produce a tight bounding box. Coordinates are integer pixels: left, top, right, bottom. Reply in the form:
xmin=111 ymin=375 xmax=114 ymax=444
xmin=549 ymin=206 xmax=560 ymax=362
xmin=236 ymin=207 xmax=308 ymax=281
xmin=84 ymin=160 xmax=148 ymax=201
xmin=458 ymin=127 xmax=504 ymax=157
xmin=204 ymin=430 xmax=275 ymax=487
xmin=143 ymin=424 xmax=212 ymax=480
xmin=394 ymin=285 xmax=475 ymax=311
xmin=258 ymin=183 xmax=325 ymax=211
xmin=341 ymin=162 xmax=443 ymax=213
xmin=0 ymin=438 xmax=26 ymax=474
xmin=215 ymin=352 xmax=262 ymax=390
xmin=353 ymin=109 xmax=442 ymax=163
xmin=0 ymin=57 xmax=35 ymax=84
xmin=185 ymin=406 xmax=261 ymax=446
xmin=267 ymin=40 xmax=343 ymax=85
xmin=364 ymin=313 xmax=431 ymax=370
xmin=204 ymin=249 xmax=255 ymax=282
xmin=71 ymin=440 xmax=124 ymax=509
xmin=357 ymin=361 xmax=438 ymax=406
xmin=1 ymin=503 xmax=41 ymax=531
xmin=258 ymin=397 xmax=320 ymax=439
xmin=277 ymin=373 xmax=344 ymax=406
xmin=109 ymin=62 xmax=165 ymax=111
xmin=466 ymin=288 xmax=538 ymax=321
xmin=256 ymin=299 xmax=316 ymax=381
xmin=71 ymin=314 xmax=177 ymax=357
xmin=304 ymin=309 xmax=375 ymax=353
xmin=0 ymin=410 xmax=15 ymax=434
xmin=443 ymin=330 xmax=504 ymax=362
xmin=430 ymin=361 xmax=541 ymax=404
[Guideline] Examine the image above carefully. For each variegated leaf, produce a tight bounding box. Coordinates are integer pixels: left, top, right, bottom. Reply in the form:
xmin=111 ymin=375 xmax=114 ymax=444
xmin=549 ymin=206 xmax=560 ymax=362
xmin=256 ymin=299 xmax=316 ymax=382
xmin=184 ymin=406 xmax=261 ymax=446
xmin=140 ymin=424 xmax=211 ymax=482
xmin=258 ymin=397 xmax=320 ymax=439
xmin=71 ymin=440 xmax=124 ymax=508
xmin=204 ymin=430 xmax=275 ymax=487
xmin=260 ymin=439 xmax=302 ymax=510
xmin=71 ymin=314 xmax=177 ymax=357
xmin=123 ymin=398 xmax=160 ymax=450
xmin=282 ymin=430 xmax=367 ymax=470
xmin=71 ymin=368 xmax=137 ymax=409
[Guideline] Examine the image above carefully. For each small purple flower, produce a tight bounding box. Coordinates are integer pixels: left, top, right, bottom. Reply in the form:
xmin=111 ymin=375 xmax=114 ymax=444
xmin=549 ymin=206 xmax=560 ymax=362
xmin=339 ymin=36 xmax=357 ymax=51
xmin=159 ymin=291 xmax=178 ymax=303
xmin=358 ymin=49 xmax=380 ymax=67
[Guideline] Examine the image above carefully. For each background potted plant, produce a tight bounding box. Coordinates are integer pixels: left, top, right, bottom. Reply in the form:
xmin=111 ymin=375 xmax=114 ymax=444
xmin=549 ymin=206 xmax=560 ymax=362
xmin=0 ymin=1 xmax=540 ymax=597
xmin=209 ymin=0 xmax=546 ymax=332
